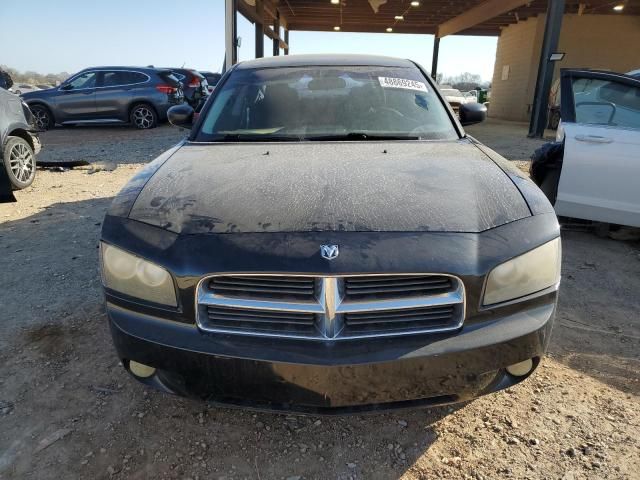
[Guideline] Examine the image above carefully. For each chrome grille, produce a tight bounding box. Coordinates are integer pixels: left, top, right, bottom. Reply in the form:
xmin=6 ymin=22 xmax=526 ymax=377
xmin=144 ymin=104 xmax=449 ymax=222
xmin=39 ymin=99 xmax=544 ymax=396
xmin=344 ymin=275 xmax=452 ymax=299
xmin=197 ymin=274 xmax=465 ymax=340
xmin=209 ymin=275 xmax=316 ymax=300
xmin=344 ymin=305 xmax=459 ymax=336
xmin=205 ymin=306 xmax=318 ymax=337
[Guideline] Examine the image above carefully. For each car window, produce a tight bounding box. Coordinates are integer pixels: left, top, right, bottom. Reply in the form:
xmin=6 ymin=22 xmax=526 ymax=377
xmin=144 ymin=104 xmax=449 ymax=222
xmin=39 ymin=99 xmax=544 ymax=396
xmin=158 ymin=71 xmax=181 ymax=87
xmin=197 ymin=66 xmax=458 ymax=141
xmin=67 ymin=72 xmax=97 ymax=90
xmin=102 ymin=71 xmax=127 ymax=87
xmin=572 ymin=77 xmax=640 ymax=130
xmin=102 ymin=71 xmax=148 ymax=87
xmin=126 ymin=72 xmax=148 ymax=84
xmin=205 ymin=73 xmax=221 ymax=86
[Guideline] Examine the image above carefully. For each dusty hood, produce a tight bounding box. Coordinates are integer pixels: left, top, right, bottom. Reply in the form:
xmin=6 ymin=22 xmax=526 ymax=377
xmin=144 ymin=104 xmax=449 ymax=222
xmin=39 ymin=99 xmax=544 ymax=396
xmin=128 ymin=140 xmax=530 ymax=234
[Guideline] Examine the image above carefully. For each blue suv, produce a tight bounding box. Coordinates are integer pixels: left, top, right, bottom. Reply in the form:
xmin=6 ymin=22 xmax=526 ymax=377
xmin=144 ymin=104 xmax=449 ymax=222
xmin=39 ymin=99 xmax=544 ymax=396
xmin=22 ymin=67 xmax=184 ymax=130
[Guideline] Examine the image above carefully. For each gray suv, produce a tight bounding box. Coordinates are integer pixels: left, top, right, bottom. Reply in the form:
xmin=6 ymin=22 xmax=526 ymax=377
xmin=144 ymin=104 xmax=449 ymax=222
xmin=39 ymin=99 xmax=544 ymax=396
xmin=22 ymin=67 xmax=184 ymax=130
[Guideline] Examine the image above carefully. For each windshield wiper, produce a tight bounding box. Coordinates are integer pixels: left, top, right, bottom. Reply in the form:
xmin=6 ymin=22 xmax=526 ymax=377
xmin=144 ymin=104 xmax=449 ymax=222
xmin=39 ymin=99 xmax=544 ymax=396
xmin=215 ymin=134 xmax=303 ymax=142
xmin=306 ymin=132 xmax=420 ymax=141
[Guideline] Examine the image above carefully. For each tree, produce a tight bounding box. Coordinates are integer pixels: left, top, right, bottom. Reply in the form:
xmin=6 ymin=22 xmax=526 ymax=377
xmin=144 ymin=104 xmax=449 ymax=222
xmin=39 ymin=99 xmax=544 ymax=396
xmin=441 ymin=72 xmax=483 ymax=91
xmin=0 ymin=65 xmax=69 ymax=86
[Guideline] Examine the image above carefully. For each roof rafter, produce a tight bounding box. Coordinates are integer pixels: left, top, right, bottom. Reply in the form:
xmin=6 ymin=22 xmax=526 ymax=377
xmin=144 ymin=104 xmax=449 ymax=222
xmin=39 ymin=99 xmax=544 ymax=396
xmin=436 ymin=0 xmax=531 ymax=37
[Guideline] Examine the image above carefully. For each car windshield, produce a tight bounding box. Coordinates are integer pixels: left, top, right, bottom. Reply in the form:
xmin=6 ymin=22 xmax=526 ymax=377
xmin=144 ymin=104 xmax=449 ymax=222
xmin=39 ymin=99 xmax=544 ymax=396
xmin=196 ymin=66 xmax=458 ymax=142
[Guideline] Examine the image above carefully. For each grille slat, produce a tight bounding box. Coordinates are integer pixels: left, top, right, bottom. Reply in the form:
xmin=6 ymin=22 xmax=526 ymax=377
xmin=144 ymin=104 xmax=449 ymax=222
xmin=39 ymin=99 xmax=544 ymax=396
xmin=209 ymin=275 xmax=316 ymax=300
xmin=345 ymin=306 xmax=454 ymax=327
xmin=198 ymin=274 xmax=463 ymax=340
xmin=345 ymin=283 xmax=451 ymax=295
xmin=207 ymin=308 xmax=315 ymax=323
xmin=213 ymin=286 xmax=315 ymax=295
xmin=345 ymin=275 xmax=452 ymax=299
xmin=345 ymin=306 xmax=454 ymax=321
xmin=206 ymin=306 xmax=318 ymax=334
xmin=214 ymin=278 xmax=313 ymax=287
xmin=345 ymin=279 xmax=449 ymax=288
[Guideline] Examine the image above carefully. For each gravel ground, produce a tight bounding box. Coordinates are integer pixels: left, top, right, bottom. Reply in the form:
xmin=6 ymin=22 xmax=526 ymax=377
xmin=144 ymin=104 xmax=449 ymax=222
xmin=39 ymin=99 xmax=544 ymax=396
xmin=36 ymin=124 xmax=187 ymax=166
xmin=0 ymin=122 xmax=638 ymax=480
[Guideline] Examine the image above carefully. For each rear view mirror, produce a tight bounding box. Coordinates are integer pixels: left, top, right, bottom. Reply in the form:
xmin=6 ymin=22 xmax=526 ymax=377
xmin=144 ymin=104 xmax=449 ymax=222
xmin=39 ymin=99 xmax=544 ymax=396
xmin=168 ymin=104 xmax=195 ymax=129
xmin=459 ymin=102 xmax=487 ymax=126
xmin=60 ymin=84 xmax=73 ymax=91
xmin=308 ymin=77 xmax=346 ymax=91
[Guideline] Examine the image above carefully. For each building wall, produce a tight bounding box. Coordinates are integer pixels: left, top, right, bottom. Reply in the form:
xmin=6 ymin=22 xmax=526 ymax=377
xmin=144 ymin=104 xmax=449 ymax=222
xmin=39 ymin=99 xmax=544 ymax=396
xmin=490 ymin=14 xmax=640 ymax=122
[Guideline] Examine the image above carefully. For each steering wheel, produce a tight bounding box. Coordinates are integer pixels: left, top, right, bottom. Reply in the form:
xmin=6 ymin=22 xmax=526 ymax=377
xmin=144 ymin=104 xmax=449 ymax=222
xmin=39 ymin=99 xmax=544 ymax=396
xmin=375 ymin=106 xmax=406 ymax=119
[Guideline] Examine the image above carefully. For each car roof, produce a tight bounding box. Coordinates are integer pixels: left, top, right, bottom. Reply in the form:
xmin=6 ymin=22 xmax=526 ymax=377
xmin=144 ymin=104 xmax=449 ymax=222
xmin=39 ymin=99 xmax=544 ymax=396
xmin=235 ymin=54 xmax=416 ymax=70
xmin=77 ymin=66 xmax=163 ymax=73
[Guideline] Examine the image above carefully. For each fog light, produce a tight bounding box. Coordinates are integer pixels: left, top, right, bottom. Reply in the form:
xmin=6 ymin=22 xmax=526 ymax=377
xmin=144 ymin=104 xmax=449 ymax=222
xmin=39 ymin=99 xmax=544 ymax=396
xmin=506 ymin=359 xmax=534 ymax=377
xmin=129 ymin=360 xmax=156 ymax=378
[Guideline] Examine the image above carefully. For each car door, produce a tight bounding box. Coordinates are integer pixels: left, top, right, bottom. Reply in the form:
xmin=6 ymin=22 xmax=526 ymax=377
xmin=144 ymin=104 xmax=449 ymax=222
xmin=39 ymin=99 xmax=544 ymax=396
xmin=94 ymin=70 xmax=141 ymax=121
xmin=556 ymin=69 xmax=640 ymax=227
xmin=56 ymin=71 xmax=98 ymax=121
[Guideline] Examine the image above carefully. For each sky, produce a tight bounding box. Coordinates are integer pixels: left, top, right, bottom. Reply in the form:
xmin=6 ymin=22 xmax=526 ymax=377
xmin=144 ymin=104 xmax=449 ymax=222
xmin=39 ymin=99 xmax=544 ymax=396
xmin=0 ymin=0 xmax=497 ymax=81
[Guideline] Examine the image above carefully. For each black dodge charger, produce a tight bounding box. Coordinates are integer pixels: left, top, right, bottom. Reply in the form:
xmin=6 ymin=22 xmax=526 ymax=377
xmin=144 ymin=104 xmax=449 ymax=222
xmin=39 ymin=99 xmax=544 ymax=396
xmin=100 ymin=55 xmax=561 ymax=413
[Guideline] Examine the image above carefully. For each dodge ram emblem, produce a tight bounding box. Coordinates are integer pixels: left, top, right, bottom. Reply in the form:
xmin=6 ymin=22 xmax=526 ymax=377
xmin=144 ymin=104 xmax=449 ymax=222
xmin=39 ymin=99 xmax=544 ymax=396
xmin=320 ymin=244 xmax=339 ymax=260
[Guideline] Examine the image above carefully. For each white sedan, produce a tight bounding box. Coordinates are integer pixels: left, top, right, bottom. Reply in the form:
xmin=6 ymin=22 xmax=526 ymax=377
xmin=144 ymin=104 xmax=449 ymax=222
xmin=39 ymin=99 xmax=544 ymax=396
xmin=10 ymin=83 xmax=41 ymax=95
xmin=549 ymin=69 xmax=640 ymax=228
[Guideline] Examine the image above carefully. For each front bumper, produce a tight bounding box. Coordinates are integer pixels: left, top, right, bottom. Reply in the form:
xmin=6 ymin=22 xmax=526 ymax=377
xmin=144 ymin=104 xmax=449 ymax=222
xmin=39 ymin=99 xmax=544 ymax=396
xmin=108 ymin=293 xmax=556 ymax=414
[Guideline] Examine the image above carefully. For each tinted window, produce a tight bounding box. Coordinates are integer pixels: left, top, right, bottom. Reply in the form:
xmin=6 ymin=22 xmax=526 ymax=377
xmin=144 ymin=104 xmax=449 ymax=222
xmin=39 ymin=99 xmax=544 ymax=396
xmin=158 ymin=72 xmax=181 ymax=87
xmin=102 ymin=71 xmax=127 ymax=87
xmin=204 ymin=73 xmax=221 ymax=86
xmin=67 ymin=72 xmax=97 ymax=89
xmin=102 ymin=71 xmax=148 ymax=87
xmin=198 ymin=66 xmax=457 ymax=141
xmin=572 ymin=77 xmax=640 ymax=129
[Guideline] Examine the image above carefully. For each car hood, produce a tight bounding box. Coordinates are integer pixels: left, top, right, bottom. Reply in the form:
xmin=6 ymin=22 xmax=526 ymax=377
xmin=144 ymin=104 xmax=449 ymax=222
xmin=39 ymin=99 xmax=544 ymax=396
xmin=21 ymin=88 xmax=57 ymax=101
xmin=128 ymin=139 xmax=530 ymax=234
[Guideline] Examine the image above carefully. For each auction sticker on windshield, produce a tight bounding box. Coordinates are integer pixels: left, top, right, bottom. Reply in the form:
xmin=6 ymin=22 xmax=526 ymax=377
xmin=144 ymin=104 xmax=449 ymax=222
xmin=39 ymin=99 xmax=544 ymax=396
xmin=378 ymin=77 xmax=428 ymax=93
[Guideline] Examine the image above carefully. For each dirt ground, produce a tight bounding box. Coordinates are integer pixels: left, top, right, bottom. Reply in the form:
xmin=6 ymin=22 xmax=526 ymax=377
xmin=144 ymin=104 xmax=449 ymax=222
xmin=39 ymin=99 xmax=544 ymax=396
xmin=0 ymin=121 xmax=638 ymax=480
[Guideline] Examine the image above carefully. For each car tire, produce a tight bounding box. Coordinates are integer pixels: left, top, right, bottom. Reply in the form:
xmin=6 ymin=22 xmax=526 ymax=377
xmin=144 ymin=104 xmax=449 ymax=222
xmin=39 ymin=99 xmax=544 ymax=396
xmin=130 ymin=103 xmax=158 ymax=129
xmin=540 ymin=168 xmax=561 ymax=205
xmin=30 ymin=104 xmax=54 ymax=130
xmin=3 ymin=136 xmax=36 ymax=190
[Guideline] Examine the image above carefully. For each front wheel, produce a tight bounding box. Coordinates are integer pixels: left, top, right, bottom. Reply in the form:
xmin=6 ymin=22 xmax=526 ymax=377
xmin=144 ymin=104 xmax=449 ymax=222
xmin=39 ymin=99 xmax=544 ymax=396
xmin=3 ymin=136 xmax=36 ymax=190
xmin=30 ymin=105 xmax=53 ymax=130
xmin=130 ymin=104 xmax=157 ymax=129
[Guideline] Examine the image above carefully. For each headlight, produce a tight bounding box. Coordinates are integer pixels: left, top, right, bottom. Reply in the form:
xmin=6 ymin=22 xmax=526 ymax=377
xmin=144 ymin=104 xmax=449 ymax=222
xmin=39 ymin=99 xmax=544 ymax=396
xmin=101 ymin=243 xmax=177 ymax=306
xmin=483 ymin=238 xmax=561 ymax=306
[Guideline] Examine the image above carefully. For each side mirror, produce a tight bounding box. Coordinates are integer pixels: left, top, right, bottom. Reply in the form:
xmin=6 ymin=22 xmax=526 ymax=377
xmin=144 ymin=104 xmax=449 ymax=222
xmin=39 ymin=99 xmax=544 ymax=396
xmin=60 ymin=83 xmax=73 ymax=91
xmin=168 ymin=104 xmax=194 ymax=129
xmin=459 ymin=102 xmax=487 ymax=126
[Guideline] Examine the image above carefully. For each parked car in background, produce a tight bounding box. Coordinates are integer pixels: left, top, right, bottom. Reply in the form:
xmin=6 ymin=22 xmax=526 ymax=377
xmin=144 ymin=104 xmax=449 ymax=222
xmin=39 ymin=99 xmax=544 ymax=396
xmin=439 ymin=87 xmax=468 ymax=114
xmin=21 ymin=66 xmax=184 ymax=130
xmin=534 ymin=69 xmax=640 ymax=228
xmin=463 ymin=90 xmax=478 ymax=102
xmin=166 ymin=68 xmax=208 ymax=108
xmin=1 ymin=87 xmax=41 ymax=199
xmin=11 ymin=84 xmax=40 ymax=95
xmin=101 ymin=54 xmax=561 ymax=413
xmin=200 ymin=71 xmax=222 ymax=93
xmin=627 ymin=68 xmax=640 ymax=79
